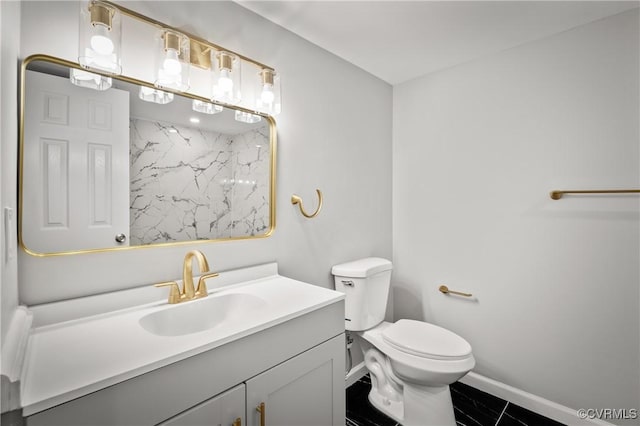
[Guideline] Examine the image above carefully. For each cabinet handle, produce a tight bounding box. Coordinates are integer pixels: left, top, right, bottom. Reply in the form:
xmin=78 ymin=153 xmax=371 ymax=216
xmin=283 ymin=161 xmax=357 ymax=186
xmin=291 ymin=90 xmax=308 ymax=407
xmin=256 ymin=402 xmax=265 ymax=426
xmin=232 ymin=418 xmax=242 ymax=426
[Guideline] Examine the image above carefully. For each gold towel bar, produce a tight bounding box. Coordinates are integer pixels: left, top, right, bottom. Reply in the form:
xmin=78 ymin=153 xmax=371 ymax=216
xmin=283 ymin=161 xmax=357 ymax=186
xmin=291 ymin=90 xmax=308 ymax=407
xmin=291 ymin=189 xmax=323 ymax=218
xmin=550 ymin=189 xmax=640 ymax=200
xmin=439 ymin=285 xmax=472 ymax=297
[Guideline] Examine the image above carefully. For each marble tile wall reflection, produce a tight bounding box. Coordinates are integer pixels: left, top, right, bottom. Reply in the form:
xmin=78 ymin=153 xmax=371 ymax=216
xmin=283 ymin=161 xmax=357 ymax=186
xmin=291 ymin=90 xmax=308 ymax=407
xmin=229 ymin=127 xmax=271 ymax=237
xmin=129 ymin=118 xmax=269 ymax=245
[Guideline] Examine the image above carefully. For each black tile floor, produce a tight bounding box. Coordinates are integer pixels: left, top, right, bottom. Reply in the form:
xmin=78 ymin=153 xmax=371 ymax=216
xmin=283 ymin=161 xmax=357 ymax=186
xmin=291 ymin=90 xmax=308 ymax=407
xmin=346 ymin=374 xmax=566 ymax=426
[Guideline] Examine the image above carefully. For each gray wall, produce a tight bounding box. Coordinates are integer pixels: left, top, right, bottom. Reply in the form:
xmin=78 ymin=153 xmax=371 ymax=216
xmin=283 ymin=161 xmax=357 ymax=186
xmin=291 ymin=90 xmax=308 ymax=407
xmin=392 ymin=9 xmax=639 ymax=424
xmin=17 ymin=1 xmax=392 ymax=307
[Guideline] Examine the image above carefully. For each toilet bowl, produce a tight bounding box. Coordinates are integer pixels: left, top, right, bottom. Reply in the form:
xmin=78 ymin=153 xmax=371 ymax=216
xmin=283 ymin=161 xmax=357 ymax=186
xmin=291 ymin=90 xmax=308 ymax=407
xmin=332 ymin=258 xmax=475 ymax=426
xmin=358 ymin=320 xmax=475 ymax=425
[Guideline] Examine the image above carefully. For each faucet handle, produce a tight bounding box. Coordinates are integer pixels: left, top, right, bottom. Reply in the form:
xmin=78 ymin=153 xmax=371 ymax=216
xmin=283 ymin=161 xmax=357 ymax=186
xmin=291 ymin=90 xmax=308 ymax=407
xmin=155 ymin=281 xmax=182 ymax=304
xmin=195 ymin=272 xmax=219 ymax=298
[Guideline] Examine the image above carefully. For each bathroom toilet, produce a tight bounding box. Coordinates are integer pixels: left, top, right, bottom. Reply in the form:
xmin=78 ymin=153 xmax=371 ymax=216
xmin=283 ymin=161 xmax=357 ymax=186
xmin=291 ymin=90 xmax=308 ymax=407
xmin=332 ymin=258 xmax=475 ymax=426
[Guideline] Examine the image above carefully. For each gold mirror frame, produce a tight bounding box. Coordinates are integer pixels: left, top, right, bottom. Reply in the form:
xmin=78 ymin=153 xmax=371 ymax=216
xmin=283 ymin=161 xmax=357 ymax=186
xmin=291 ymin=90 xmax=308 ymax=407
xmin=19 ymin=54 xmax=277 ymax=257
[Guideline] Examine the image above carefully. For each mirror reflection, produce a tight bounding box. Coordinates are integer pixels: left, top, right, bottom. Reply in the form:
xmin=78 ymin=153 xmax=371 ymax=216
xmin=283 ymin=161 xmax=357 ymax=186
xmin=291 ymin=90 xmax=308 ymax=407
xmin=21 ymin=57 xmax=274 ymax=255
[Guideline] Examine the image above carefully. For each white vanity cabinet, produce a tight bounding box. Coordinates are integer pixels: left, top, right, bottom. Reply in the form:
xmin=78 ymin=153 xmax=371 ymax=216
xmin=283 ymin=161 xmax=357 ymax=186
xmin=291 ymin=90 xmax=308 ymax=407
xmin=24 ymin=295 xmax=345 ymax=426
xmin=160 ymin=334 xmax=344 ymax=426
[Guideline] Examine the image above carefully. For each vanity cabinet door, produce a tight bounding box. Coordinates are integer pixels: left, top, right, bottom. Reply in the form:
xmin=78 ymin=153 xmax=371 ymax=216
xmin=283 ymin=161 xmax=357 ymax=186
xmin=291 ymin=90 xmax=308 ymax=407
xmin=159 ymin=384 xmax=245 ymax=426
xmin=246 ymin=334 xmax=345 ymax=426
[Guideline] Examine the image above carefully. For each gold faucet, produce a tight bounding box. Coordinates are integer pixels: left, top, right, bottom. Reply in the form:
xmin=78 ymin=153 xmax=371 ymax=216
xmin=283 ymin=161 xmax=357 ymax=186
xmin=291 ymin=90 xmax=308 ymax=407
xmin=155 ymin=250 xmax=219 ymax=304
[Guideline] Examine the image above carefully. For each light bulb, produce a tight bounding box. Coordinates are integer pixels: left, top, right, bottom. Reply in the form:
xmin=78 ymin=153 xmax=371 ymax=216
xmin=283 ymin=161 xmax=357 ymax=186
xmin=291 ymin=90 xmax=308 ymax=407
xmin=218 ymin=69 xmax=234 ymax=93
xmin=260 ymin=84 xmax=275 ymax=104
xmin=90 ymin=24 xmax=114 ymax=55
xmin=163 ymin=49 xmax=181 ymax=76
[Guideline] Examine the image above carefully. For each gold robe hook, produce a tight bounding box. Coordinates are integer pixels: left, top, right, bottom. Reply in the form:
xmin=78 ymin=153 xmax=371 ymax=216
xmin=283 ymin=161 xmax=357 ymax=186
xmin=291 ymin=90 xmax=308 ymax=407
xmin=291 ymin=189 xmax=323 ymax=218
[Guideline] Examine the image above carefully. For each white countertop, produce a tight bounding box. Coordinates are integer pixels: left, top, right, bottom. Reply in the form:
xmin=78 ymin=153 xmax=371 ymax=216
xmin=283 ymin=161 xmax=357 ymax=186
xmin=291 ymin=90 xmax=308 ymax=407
xmin=20 ymin=266 xmax=344 ymax=416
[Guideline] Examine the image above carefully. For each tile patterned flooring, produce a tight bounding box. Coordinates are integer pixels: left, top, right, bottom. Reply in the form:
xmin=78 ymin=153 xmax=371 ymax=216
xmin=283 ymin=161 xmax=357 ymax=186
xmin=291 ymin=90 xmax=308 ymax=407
xmin=346 ymin=375 xmax=566 ymax=426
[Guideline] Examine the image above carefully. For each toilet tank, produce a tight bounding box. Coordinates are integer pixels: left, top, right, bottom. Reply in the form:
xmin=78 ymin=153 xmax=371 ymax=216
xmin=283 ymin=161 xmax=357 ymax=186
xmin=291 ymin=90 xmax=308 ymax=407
xmin=332 ymin=258 xmax=392 ymax=331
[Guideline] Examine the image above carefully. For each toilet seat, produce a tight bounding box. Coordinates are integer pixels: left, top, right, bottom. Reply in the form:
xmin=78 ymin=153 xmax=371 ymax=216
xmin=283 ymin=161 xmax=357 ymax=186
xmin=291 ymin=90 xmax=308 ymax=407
xmin=382 ymin=319 xmax=472 ymax=360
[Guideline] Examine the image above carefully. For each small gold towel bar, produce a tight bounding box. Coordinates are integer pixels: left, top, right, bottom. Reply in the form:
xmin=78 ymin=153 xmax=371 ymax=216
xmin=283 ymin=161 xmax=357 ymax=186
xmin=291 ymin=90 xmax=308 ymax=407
xmin=291 ymin=189 xmax=323 ymax=219
xmin=550 ymin=189 xmax=640 ymax=200
xmin=439 ymin=285 xmax=472 ymax=297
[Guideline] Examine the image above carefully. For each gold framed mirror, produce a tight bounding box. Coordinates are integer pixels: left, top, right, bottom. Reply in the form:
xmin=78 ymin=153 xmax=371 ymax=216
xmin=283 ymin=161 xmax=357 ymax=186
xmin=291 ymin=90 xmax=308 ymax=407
xmin=19 ymin=55 xmax=276 ymax=256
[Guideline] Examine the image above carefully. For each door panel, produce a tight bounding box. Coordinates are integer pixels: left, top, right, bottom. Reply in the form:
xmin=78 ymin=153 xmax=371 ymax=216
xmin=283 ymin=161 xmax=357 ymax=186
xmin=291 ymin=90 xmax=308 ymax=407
xmin=42 ymin=138 xmax=69 ymax=227
xmin=23 ymin=70 xmax=130 ymax=252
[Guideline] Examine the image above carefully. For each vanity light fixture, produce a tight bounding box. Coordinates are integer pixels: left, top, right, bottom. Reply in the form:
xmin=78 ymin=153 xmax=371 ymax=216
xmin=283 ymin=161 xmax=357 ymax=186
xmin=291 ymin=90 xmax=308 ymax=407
xmin=69 ymin=68 xmax=112 ymax=91
xmin=255 ymin=68 xmax=281 ymax=116
xmin=77 ymin=1 xmax=281 ymax=113
xmin=78 ymin=1 xmax=122 ymax=74
xmin=155 ymin=30 xmax=190 ymax=92
xmin=234 ymin=110 xmax=262 ymax=124
xmin=211 ymin=51 xmax=242 ymax=104
xmin=139 ymin=86 xmax=174 ymax=104
xmin=192 ymin=100 xmax=223 ymax=115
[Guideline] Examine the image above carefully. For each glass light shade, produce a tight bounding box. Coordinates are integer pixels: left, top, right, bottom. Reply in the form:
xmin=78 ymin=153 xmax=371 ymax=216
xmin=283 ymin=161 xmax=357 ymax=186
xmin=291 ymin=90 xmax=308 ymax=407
xmin=78 ymin=1 xmax=122 ymax=75
xmin=69 ymin=68 xmax=112 ymax=91
xmin=155 ymin=30 xmax=191 ymax=92
xmin=139 ymin=86 xmax=174 ymax=104
xmin=192 ymin=100 xmax=223 ymax=115
xmin=234 ymin=110 xmax=262 ymax=124
xmin=255 ymin=68 xmax=281 ymax=116
xmin=211 ymin=51 xmax=242 ymax=105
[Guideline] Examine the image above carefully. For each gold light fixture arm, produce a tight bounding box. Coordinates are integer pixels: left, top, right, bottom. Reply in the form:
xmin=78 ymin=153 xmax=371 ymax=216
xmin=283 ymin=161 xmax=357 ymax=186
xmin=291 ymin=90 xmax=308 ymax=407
xmin=291 ymin=189 xmax=323 ymax=219
xmin=439 ymin=285 xmax=472 ymax=297
xmin=550 ymin=189 xmax=640 ymax=200
xmin=189 ymin=39 xmax=211 ymax=69
xmin=99 ymin=0 xmax=274 ymax=72
xmin=89 ymin=2 xmax=114 ymax=29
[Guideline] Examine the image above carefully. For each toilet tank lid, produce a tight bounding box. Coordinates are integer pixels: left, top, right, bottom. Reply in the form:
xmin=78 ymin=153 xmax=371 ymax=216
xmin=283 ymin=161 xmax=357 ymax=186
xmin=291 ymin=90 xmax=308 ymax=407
xmin=331 ymin=257 xmax=392 ymax=278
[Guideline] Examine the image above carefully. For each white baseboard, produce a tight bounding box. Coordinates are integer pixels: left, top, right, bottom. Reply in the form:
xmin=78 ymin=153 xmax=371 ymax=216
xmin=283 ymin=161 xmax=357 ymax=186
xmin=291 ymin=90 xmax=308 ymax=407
xmin=460 ymin=372 xmax=614 ymax=426
xmin=345 ymin=361 xmax=367 ymax=388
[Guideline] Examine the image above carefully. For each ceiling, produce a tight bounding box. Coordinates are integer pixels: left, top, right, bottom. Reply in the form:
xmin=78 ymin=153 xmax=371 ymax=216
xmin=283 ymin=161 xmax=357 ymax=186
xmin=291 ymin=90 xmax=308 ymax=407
xmin=236 ymin=1 xmax=639 ymax=85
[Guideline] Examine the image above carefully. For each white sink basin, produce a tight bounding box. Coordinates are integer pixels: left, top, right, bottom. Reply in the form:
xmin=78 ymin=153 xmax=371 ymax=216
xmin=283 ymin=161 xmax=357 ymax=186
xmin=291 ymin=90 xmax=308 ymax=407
xmin=139 ymin=293 xmax=267 ymax=337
